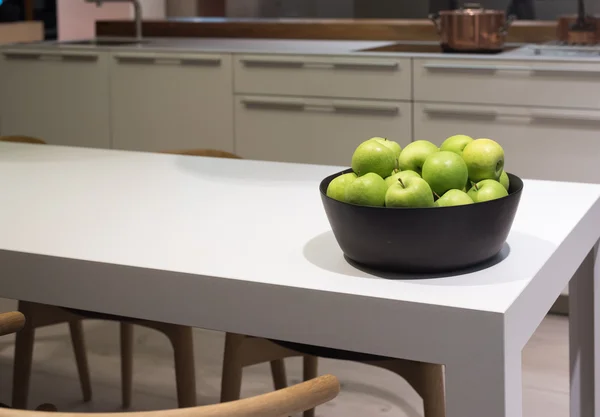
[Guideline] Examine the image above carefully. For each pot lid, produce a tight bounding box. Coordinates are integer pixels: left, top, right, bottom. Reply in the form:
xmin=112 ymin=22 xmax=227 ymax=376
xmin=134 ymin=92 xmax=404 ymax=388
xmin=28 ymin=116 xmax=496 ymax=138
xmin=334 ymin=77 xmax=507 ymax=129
xmin=439 ymin=3 xmax=504 ymax=15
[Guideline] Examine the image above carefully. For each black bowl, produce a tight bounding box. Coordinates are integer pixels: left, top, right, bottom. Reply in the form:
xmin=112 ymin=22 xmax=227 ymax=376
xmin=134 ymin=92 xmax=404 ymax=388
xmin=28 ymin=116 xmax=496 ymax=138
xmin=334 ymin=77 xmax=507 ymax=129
xmin=319 ymin=170 xmax=523 ymax=273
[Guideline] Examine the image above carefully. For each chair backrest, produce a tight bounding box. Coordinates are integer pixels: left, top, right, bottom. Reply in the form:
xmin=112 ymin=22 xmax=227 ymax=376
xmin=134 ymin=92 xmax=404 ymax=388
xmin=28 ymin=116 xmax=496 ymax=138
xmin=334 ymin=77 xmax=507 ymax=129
xmin=0 ymin=136 xmax=47 ymax=145
xmin=161 ymin=149 xmax=242 ymax=159
xmin=0 ymin=311 xmax=339 ymax=417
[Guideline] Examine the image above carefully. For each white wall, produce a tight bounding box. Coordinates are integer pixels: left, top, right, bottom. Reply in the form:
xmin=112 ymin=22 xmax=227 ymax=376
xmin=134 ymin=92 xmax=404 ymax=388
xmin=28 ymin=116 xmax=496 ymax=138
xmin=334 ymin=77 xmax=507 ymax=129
xmin=57 ymin=0 xmax=165 ymax=41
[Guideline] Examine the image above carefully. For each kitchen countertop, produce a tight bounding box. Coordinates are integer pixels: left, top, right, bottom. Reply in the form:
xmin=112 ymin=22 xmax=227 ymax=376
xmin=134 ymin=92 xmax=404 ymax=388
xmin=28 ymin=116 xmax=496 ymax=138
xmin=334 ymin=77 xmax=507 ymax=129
xmin=3 ymin=37 xmax=600 ymax=62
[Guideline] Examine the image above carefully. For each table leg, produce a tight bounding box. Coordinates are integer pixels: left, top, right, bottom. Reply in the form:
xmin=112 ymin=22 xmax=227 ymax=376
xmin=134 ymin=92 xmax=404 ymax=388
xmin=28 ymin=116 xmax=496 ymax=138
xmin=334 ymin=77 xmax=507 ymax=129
xmin=445 ymin=349 xmax=522 ymax=417
xmin=569 ymin=246 xmax=599 ymax=417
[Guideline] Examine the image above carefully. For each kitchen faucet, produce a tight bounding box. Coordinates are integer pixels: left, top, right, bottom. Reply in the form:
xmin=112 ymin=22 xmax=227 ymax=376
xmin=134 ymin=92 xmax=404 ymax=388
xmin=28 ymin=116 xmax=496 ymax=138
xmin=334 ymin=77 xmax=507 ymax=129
xmin=86 ymin=0 xmax=142 ymax=40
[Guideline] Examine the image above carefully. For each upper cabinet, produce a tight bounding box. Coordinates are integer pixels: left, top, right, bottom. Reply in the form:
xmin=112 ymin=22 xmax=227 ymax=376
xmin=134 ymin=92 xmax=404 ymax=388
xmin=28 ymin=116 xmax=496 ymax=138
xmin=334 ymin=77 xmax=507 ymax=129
xmin=413 ymin=58 xmax=600 ymax=109
xmin=234 ymin=54 xmax=411 ymax=101
xmin=0 ymin=48 xmax=111 ymax=148
xmin=109 ymin=51 xmax=234 ymax=153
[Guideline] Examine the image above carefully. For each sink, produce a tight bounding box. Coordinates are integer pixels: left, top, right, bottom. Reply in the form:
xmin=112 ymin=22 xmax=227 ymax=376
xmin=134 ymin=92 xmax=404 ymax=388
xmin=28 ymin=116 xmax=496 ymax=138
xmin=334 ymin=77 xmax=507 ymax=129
xmin=60 ymin=39 xmax=148 ymax=46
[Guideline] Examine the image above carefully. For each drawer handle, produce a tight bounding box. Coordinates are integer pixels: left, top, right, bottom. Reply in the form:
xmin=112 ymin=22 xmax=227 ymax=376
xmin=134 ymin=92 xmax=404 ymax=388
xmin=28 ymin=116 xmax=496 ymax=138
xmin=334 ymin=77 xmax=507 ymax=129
xmin=115 ymin=53 xmax=221 ymax=66
xmin=423 ymin=63 xmax=600 ymax=76
xmin=530 ymin=111 xmax=600 ymax=123
xmin=3 ymin=50 xmax=99 ymax=61
xmin=333 ymin=103 xmax=400 ymax=115
xmin=240 ymin=57 xmax=398 ymax=71
xmin=241 ymin=97 xmax=305 ymax=111
xmin=423 ymin=106 xmax=498 ymax=118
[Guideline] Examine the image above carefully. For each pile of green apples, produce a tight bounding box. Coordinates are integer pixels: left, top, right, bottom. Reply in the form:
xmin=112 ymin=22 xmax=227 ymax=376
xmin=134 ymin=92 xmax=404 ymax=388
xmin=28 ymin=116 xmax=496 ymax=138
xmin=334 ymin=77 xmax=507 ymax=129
xmin=326 ymin=135 xmax=509 ymax=208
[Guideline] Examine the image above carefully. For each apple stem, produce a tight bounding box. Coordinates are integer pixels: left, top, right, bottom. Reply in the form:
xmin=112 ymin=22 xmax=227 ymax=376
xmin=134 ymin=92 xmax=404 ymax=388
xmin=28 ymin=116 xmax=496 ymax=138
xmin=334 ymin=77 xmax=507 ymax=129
xmin=473 ymin=182 xmax=479 ymax=191
xmin=433 ymin=191 xmax=441 ymax=199
xmin=398 ymin=178 xmax=405 ymax=188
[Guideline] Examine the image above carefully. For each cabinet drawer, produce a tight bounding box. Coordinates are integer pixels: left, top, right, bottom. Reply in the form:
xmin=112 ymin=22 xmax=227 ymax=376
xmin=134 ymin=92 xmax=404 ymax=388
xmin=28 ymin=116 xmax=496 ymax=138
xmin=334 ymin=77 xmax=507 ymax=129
xmin=414 ymin=58 xmax=600 ymax=109
xmin=234 ymin=55 xmax=411 ymax=100
xmin=414 ymin=102 xmax=600 ymax=183
xmin=110 ymin=52 xmax=233 ymax=152
xmin=236 ymin=96 xmax=411 ymax=166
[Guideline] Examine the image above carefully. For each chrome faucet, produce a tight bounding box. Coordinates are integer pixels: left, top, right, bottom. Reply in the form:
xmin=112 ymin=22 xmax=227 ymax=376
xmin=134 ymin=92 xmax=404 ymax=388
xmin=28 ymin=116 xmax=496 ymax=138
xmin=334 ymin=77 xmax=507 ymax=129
xmin=86 ymin=0 xmax=142 ymax=40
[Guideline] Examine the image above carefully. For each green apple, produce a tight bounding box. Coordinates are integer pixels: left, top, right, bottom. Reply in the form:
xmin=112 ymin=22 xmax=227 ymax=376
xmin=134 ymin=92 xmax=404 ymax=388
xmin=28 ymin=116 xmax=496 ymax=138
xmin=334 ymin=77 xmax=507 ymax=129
xmin=435 ymin=189 xmax=474 ymax=207
xmin=326 ymin=172 xmax=357 ymax=202
xmin=351 ymin=138 xmax=396 ymax=178
xmin=421 ymin=151 xmax=469 ymax=197
xmin=462 ymin=138 xmax=505 ymax=182
xmin=499 ymin=170 xmax=510 ymax=191
xmin=345 ymin=173 xmax=387 ymax=207
xmin=385 ymin=169 xmax=420 ymax=188
xmin=467 ymin=179 xmax=508 ymax=203
xmin=373 ymin=137 xmax=402 ymax=160
xmin=397 ymin=140 xmax=439 ymax=175
xmin=440 ymin=134 xmax=474 ymax=156
xmin=385 ymin=176 xmax=434 ymax=208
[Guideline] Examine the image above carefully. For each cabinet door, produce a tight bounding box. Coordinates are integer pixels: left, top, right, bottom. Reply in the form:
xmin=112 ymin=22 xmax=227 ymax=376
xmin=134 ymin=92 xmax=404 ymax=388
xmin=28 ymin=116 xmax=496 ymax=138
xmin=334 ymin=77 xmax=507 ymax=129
xmin=110 ymin=51 xmax=233 ymax=153
xmin=0 ymin=49 xmax=110 ymax=148
xmin=414 ymin=58 xmax=600 ymax=109
xmin=414 ymin=102 xmax=600 ymax=183
xmin=235 ymin=95 xmax=411 ymax=166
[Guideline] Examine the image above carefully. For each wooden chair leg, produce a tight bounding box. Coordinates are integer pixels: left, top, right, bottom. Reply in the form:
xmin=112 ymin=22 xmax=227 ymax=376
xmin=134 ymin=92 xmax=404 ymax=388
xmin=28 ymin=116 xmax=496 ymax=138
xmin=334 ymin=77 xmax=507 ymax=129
xmin=169 ymin=326 xmax=196 ymax=408
xmin=11 ymin=307 xmax=35 ymax=409
xmin=302 ymin=356 xmax=318 ymax=417
xmin=269 ymin=359 xmax=287 ymax=390
xmin=120 ymin=322 xmax=134 ymax=409
xmin=221 ymin=333 xmax=245 ymax=403
xmin=68 ymin=320 xmax=92 ymax=402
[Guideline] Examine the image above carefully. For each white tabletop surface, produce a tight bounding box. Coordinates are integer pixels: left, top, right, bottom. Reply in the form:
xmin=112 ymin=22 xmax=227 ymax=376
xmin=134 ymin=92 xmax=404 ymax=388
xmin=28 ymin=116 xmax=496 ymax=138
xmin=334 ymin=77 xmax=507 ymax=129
xmin=1 ymin=143 xmax=600 ymax=363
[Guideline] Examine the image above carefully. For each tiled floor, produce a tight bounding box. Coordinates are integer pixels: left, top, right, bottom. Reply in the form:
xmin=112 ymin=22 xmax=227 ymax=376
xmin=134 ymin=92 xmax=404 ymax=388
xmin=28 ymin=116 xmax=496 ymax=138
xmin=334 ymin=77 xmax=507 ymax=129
xmin=0 ymin=298 xmax=569 ymax=417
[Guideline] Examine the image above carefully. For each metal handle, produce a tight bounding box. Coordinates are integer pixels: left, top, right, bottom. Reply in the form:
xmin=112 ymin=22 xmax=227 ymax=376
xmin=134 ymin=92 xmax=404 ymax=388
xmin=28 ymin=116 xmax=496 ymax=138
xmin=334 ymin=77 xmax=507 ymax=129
xmin=240 ymin=57 xmax=398 ymax=71
xmin=115 ymin=52 xmax=221 ymax=66
xmin=241 ymin=97 xmax=306 ymax=111
xmin=428 ymin=13 xmax=442 ymax=35
xmin=423 ymin=106 xmax=498 ymax=118
xmin=530 ymin=110 xmax=600 ymax=123
xmin=333 ymin=102 xmax=399 ymax=115
xmin=423 ymin=62 xmax=600 ymax=75
xmin=3 ymin=49 xmax=99 ymax=61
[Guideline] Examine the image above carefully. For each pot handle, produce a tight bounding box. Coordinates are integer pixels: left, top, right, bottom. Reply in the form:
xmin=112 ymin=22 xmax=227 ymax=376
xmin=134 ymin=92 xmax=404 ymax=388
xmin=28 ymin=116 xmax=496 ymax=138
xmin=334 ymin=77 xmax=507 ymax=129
xmin=428 ymin=13 xmax=442 ymax=35
xmin=499 ymin=14 xmax=517 ymax=36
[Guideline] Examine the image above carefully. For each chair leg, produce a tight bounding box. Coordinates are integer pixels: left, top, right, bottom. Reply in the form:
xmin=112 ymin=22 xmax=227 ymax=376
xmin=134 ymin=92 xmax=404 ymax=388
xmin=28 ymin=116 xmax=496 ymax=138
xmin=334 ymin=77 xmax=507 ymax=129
xmin=418 ymin=363 xmax=445 ymax=417
xmin=269 ymin=359 xmax=287 ymax=390
xmin=12 ymin=311 xmax=34 ymax=409
xmin=169 ymin=326 xmax=196 ymax=408
xmin=221 ymin=333 xmax=245 ymax=403
xmin=120 ymin=322 xmax=134 ymax=409
xmin=302 ymin=356 xmax=318 ymax=417
xmin=68 ymin=320 xmax=92 ymax=402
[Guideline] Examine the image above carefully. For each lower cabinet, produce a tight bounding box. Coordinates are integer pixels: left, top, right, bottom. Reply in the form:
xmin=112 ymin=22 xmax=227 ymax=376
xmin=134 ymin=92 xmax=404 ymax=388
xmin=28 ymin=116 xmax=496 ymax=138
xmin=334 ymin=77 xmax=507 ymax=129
xmin=235 ymin=95 xmax=411 ymax=166
xmin=109 ymin=52 xmax=234 ymax=153
xmin=414 ymin=102 xmax=600 ymax=183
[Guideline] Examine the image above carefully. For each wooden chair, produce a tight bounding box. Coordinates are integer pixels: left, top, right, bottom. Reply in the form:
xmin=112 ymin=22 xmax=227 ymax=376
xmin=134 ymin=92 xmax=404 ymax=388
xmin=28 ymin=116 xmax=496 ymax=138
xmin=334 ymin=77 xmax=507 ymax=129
xmin=2 ymin=137 xmax=196 ymax=410
xmin=0 ymin=311 xmax=340 ymax=417
xmin=0 ymin=136 xmax=47 ymax=145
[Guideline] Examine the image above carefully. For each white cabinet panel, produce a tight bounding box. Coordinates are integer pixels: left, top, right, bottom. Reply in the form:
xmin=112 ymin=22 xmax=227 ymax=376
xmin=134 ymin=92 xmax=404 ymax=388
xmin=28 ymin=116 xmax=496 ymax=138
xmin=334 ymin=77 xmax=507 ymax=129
xmin=110 ymin=51 xmax=233 ymax=152
xmin=0 ymin=48 xmax=110 ymax=148
xmin=414 ymin=58 xmax=600 ymax=109
xmin=235 ymin=54 xmax=411 ymax=100
xmin=236 ymin=95 xmax=411 ymax=166
xmin=414 ymin=102 xmax=600 ymax=183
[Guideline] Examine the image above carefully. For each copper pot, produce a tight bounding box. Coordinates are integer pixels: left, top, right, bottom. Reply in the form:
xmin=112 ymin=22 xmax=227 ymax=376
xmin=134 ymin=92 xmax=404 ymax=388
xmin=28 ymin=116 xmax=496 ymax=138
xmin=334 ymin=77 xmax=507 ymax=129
xmin=557 ymin=15 xmax=599 ymax=44
xmin=430 ymin=3 xmax=515 ymax=52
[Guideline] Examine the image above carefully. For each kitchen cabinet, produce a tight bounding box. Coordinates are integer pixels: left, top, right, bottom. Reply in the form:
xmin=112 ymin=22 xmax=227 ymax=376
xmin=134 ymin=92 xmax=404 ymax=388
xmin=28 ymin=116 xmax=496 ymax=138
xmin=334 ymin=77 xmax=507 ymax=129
xmin=109 ymin=51 xmax=233 ymax=153
xmin=235 ymin=95 xmax=411 ymax=165
xmin=413 ymin=58 xmax=600 ymax=109
xmin=234 ymin=54 xmax=411 ymax=101
xmin=0 ymin=48 xmax=111 ymax=148
xmin=414 ymin=102 xmax=600 ymax=183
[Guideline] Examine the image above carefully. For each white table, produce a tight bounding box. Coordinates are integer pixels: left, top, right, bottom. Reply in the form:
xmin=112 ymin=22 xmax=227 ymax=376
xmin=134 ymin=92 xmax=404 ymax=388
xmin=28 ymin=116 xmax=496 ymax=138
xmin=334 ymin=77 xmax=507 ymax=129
xmin=1 ymin=143 xmax=599 ymax=417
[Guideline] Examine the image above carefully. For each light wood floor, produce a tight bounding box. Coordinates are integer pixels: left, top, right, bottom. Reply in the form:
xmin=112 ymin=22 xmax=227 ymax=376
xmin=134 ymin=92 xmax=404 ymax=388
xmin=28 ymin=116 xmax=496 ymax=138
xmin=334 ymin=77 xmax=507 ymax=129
xmin=0 ymin=297 xmax=569 ymax=417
